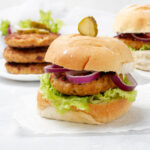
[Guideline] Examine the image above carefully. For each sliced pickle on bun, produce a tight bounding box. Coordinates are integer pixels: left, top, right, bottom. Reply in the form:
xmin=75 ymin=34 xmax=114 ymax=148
xmin=17 ymin=28 xmax=49 ymax=34
xmin=78 ymin=16 xmax=98 ymax=37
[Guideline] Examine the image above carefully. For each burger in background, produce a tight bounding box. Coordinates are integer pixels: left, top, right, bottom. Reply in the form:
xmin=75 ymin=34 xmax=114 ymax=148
xmin=114 ymin=4 xmax=150 ymax=71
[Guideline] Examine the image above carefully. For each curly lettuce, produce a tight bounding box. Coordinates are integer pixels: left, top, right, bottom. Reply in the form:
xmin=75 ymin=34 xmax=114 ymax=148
xmin=40 ymin=73 xmax=137 ymax=114
xmin=140 ymin=44 xmax=150 ymax=50
xmin=18 ymin=10 xmax=63 ymax=33
xmin=39 ymin=10 xmax=63 ymax=33
xmin=128 ymin=44 xmax=150 ymax=51
xmin=128 ymin=45 xmax=136 ymax=51
xmin=0 ymin=20 xmax=10 ymax=36
xmin=18 ymin=19 xmax=31 ymax=28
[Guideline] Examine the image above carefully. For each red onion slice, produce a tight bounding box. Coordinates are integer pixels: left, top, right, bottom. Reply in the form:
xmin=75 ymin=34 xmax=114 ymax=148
xmin=145 ymin=33 xmax=150 ymax=38
xmin=8 ymin=25 xmax=11 ymax=34
xmin=131 ymin=34 xmax=150 ymax=42
xmin=111 ymin=73 xmax=137 ymax=91
xmin=51 ymin=64 xmax=62 ymax=68
xmin=44 ymin=65 xmax=69 ymax=73
xmin=66 ymin=71 xmax=100 ymax=84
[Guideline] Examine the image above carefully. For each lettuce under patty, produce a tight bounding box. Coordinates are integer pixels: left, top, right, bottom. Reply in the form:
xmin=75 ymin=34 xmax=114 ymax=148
xmin=140 ymin=44 xmax=150 ymax=50
xmin=40 ymin=73 xmax=137 ymax=114
xmin=128 ymin=45 xmax=136 ymax=51
xmin=128 ymin=44 xmax=150 ymax=51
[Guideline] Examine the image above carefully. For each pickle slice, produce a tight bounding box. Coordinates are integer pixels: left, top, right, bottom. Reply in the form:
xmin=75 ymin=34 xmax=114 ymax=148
xmin=78 ymin=16 xmax=98 ymax=37
xmin=17 ymin=28 xmax=49 ymax=34
xmin=30 ymin=21 xmax=50 ymax=31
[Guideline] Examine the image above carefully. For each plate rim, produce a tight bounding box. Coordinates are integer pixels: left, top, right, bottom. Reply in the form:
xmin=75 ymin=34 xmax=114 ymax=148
xmin=0 ymin=58 xmax=41 ymax=81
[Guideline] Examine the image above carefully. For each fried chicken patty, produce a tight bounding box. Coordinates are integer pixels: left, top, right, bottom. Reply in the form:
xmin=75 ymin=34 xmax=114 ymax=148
xmin=117 ymin=37 xmax=150 ymax=50
xmin=50 ymin=73 xmax=120 ymax=96
xmin=5 ymin=62 xmax=49 ymax=74
xmin=5 ymin=33 xmax=59 ymax=48
xmin=3 ymin=46 xmax=47 ymax=63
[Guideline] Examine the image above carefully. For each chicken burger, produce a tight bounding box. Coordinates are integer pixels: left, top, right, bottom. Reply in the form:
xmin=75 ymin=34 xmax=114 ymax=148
xmin=37 ymin=34 xmax=137 ymax=124
xmin=114 ymin=4 xmax=150 ymax=71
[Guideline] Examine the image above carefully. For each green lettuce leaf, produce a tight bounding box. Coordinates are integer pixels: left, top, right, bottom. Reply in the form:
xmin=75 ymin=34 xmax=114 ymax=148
xmin=18 ymin=19 xmax=31 ymax=28
xmin=40 ymin=73 xmax=137 ymax=114
xmin=128 ymin=45 xmax=136 ymax=51
xmin=39 ymin=10 xmax=52 ymax=25
xmin=128 ymin=44 xmax=150 ymax=51
xmin=39 ymin=10 xmax=64 ymax=33
xmin=92 ymin=88 xmax=137 ymax=104
xmin=0 ymin=20 xmax=10 ymax=36
xmin=18 ymin=10 xmax=63 ymax=33
xmin=140 ymin=44 xmax=150 ymax=50
xmin=40 ymin=73 xmax=89 ymax=114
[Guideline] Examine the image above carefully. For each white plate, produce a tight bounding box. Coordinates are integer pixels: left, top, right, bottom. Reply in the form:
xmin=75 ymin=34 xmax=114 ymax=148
xmin=0 ymin=59 xmax=41 ymax=81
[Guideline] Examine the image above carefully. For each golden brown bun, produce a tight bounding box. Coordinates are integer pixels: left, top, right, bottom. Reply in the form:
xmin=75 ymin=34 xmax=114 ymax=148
xmin=3 ymin=47 xmax=47 ymax=63
xmin=5 ymin=33 xmax=59 ymax=48
xmin=37 ymin=91 xmax=132 ymax=124
xmin=132 ymin=51 xmax=150 ymax=71
xmin=114 ymin=4 xmax=150 ymax=33
xmin=45 ymin=34 xmax=133 ymax=72
xmin=5 ymin=62 xmax=49 ymax=74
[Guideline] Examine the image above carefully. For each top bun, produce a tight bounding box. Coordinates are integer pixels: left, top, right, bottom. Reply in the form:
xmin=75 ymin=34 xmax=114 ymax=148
xmin=45 ymin=34 xmax=133 ymax=72
xmin=114 ymin=4 xmax=150 ymax=33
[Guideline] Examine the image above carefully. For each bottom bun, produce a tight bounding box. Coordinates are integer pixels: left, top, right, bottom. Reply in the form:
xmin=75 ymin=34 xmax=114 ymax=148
xmin=37 ymin=91 xmax=132 ymax=124
xmin=132 ymin=50 xmax=150 ymax=71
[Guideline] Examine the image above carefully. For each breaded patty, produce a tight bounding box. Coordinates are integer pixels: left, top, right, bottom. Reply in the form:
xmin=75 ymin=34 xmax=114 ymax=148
xmin=50 ymin=73 xmax=119 ymax=96
xmin=117 ymin=37 xmax=150 ymax=50
xmin=3 ymin=46 xmax=47 ymax=63
xmin=5 ymin=33 xmax=59 ymax=48
xmin=5 ymin=62 xmax=49 ymax=74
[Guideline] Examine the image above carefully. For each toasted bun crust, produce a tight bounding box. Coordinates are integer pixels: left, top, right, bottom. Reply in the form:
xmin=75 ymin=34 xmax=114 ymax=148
xmin=45 ymin=34 xmax=133 ymax=72
xmin=37 ymin=91 xmax=132 ymax=124
xmin=114 ymin=4 xmax=150 ymax=33
xmin=132 ymin=50 xmax=150 ymax=71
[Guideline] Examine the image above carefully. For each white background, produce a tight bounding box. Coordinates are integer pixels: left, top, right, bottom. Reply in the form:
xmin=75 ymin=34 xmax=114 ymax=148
xmin=0 ymin=0 xmax=149 ymax=13
xmin=0 ymin=0 xmax=150 ymax=150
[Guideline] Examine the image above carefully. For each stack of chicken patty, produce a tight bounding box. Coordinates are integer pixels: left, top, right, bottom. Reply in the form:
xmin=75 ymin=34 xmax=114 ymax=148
xmin=3 ymin=32 xmax=59 ymax=74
